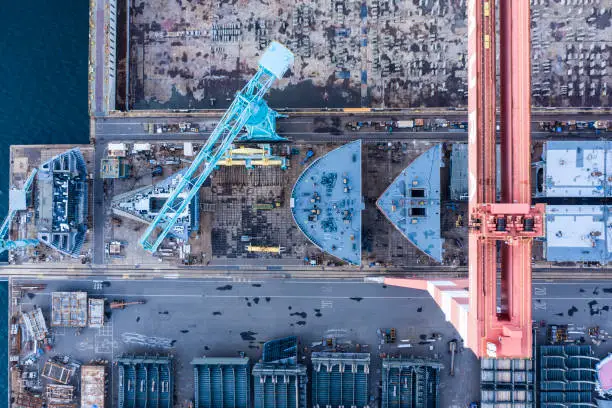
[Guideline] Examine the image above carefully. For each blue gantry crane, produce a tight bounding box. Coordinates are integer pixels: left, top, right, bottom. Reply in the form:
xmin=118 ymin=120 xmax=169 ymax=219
xmin=139 ymin=41 xmax=294 ymax=252
xmin=0 ymin=169 xmax=39 ymax=253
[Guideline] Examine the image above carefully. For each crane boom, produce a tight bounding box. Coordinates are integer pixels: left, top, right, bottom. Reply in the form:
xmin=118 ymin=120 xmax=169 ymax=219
xmin=139 ymin=42 xmax=294 ymax=252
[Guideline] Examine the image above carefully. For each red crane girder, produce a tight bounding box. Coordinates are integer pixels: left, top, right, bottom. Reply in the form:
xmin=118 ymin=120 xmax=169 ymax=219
xmin=468 ymin=0 xmax=545 ymax=359
xmin=382 ymin=0 xmax=545 ymax=360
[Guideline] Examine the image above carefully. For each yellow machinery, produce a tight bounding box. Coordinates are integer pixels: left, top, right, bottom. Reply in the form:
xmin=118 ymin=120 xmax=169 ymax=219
xmin=216 ymin=144 xmax=287 ymax=170
xmin=245 ymin=245 xmax=285 ymax=254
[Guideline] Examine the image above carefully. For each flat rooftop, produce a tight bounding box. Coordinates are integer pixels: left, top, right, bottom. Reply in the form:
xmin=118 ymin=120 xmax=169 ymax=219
xmin=539 ymin=141 xmax=612 ymax=198
xmin=545 ymin=205 xmax=612 ymax=263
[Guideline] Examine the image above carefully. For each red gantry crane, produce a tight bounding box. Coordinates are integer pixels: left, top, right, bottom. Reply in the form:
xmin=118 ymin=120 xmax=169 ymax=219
xmin=384 ymin=0 xmax=545 ymax=359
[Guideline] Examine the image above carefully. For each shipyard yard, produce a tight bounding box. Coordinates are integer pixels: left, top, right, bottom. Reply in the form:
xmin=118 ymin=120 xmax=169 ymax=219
xmin=125 ymin=0 xmax=611 ymax=109
xmin=4 ymin=0 xmax=612 ymax=406
xmin=93 ymin=137 xmax=467 ymax=267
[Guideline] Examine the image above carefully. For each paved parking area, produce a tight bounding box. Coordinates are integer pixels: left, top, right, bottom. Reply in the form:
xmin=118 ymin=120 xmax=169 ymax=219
xmin=12 ymin=277 xmax=480 ymax=408
xmin=12 ymin=278 xmax=612 ymax=408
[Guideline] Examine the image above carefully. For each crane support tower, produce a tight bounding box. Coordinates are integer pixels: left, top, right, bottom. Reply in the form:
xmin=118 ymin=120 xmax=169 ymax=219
xmin=0 ymin=169 xmax=39 ymax=253
xmin=139 ymin=42 xmax=294 ymax=252
xmin=382 ymin=0 xmax=545 ymax=359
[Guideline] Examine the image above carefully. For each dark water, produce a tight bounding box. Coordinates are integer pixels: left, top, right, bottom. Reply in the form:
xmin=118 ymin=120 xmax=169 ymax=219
xmin=0 ymin=1 xmax=89 ymax=401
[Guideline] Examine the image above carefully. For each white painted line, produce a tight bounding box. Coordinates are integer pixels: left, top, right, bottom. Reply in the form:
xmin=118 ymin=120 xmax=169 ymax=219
xmin=533 ymin=297 xmax=612 ymax=300
xmin=206 ymin=295 xmax=431 ymax=299
xmin=37 ymin=292 xmax=203 ymax=297
xmin=164 ymin=274 xmax=180 ymax=279
xmin=532 ymin=281 xmax=612 ymax=285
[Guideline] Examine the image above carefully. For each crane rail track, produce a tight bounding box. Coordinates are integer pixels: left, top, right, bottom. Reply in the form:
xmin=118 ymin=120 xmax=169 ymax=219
xmin=1 ymin=265 xmax=610 ymax=281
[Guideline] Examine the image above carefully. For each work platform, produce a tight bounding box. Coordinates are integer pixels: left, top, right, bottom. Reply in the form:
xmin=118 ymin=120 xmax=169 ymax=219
xmin=117 ymin=356 xmax=173 ymax=408
xmin=191 ymin=357 xmax=250 ymax=408
xmin=311 ymin=352 xmax=370 ymax=408
xmin=252 ymin=363 xmax=308 ymax=408
xmin=381 ymin=358 xmax=442 ymax=408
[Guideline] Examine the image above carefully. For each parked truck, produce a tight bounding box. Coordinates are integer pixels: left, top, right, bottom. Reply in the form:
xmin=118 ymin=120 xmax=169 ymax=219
xmin=394 ymin=120 xmax=414 ymax=129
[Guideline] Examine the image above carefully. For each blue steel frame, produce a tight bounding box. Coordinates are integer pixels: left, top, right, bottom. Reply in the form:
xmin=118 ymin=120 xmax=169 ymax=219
xmin=140 ymin=42 xmax=294 ymax=252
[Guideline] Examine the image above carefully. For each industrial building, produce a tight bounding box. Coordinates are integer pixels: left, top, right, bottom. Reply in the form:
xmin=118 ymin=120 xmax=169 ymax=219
xmin=381 ymin=358 xmax=442 ymax=408
xmin=252 ymin=364 xmax=308 ymax=408
xmin=535 ymin=141 xmax=612 ymax=198
xmin=81 ymin=365 xmax=106 ymax=408
xmin=450 ymin=144 xmax=501 ymax=201
xmin=51 ymin=292 xmax=87 ymax=327
xmin=480 ymin=358 xmax=535 ymax=407
xmin=545 ymin=205 xmax=612 ymax=263
xmin=36 ymin=148 xmax=88 ymax=257
xmin=540 ymin=345 xmax=599 ymax=406
xmin=21 ymin=307 xmax=48 ymax=341
xmin=111 ymin=168 xmax=199 ymax=243
xmin=377 ymin=144 xmax=444 ymax=262
xmin=191 ymin=357 xmax=250 ymax=408
xmin=311 ymin=352 xmax=370 ymax=408
xmin=291 ymin=140 xmax=363 ymax=265
xmin=117 ymin=356 xmax=173 ymax=408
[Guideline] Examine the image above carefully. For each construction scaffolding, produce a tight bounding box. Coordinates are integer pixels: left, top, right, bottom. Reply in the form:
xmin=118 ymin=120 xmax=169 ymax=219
xmin=252 ymin=363 xmax=308 ymax=408
xmin=51 ymin=292 xmax=87 ymax=327
xmin=191 ymin=357 xmax=250 ymax=408
xmin=87 ymin=298 xmax=104 ymax=328
xmin=45 ymin=384 xmax=74 ymax=406
xmin=540 ymin=345 xmax=599 ymax=406
xmin=22 ymin=307 xmax=48 ymax=341
xmin=12 ymin=392 xmax=44 ymax=408
xmin=381 ymin=358 xmax=442 ymax=408
xmin=311 ymin=352 xmax=370 ymax=408
xmin=480 ymin=358 xmax=534 ymax=407
xmin=42 ymin=361 xmax=73 ymax=385
xmin=81 ymin=365 xmax=106 ymax=408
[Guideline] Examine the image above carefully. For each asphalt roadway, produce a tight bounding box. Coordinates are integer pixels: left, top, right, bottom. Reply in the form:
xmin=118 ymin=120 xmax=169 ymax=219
xmin=93 ymin=113 xmax=612 ymax=144
xmin=10 ymin=278 xmax=612 ymax=408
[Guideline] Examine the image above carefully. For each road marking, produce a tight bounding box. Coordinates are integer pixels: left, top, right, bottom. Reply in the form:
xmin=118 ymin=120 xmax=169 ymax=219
xmin=534 ymin=301 xmax=547 ymax=311
xmin=321 ymin=300 xmax=333 ymax=309
xmin=534 ymin=287 xmax=546 ymax=296
xmin=164 ymin=274 xmax=180 ymax=279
